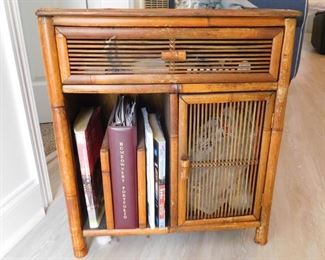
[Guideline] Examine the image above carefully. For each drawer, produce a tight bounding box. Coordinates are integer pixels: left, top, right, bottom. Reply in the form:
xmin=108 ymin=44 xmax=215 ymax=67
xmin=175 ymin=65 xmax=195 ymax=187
xmin=55 ymin=27 xmax=284 ymax=85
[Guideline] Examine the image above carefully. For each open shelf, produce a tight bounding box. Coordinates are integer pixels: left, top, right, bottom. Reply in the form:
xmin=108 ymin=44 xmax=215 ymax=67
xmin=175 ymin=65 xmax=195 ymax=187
xmin=65 ymin=93 xmax=178 ymax=234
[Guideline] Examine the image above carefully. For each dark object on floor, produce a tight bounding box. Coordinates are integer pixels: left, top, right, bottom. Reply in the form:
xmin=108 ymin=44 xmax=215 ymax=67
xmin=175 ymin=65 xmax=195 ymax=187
xmin=311 ymin=11 xmax=325 ymax=54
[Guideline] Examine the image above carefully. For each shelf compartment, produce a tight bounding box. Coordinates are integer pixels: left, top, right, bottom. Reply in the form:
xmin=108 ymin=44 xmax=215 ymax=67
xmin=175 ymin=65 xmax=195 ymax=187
xmin=95 ymin=93 xmax=178 ymax=230
xmin=65 ymin=93 xmax=178 ymax=232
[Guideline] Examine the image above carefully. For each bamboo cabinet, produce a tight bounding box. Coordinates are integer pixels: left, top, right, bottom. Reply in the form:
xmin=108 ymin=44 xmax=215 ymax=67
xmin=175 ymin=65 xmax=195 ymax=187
xmin=36 ymin=8 xmax=300 ymax=257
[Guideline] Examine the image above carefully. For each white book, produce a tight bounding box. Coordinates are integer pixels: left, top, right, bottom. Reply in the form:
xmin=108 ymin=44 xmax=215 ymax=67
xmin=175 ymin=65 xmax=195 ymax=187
xmin=149 ymin=114 xmax=166 ymax=228
xmin=141 ymin=107 xmax=155 ymax=228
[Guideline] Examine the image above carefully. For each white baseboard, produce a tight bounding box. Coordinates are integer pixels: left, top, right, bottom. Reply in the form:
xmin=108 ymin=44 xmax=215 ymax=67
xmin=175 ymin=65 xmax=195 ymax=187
xmin=0 ymin=179 xmax=45 ymax=258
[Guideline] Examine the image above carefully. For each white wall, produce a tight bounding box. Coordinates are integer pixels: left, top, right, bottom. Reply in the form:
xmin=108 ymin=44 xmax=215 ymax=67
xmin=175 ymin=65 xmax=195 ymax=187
xmin=134 ymin=0 xmax=144 ymax=8
xmin=18 ymin=0 xmax=132 ymax=123
xmin=18 ymin=0 xmax=87 ymax=123
xmin=306 ymin=0 xmax=325 ymax=33
xmin=309 ymin=0 xmax=325 ymax=7
xmin=0 ymin=1 xmax=45 ymax=257
xmin=88 ymin=0 xmax=133 ymax=8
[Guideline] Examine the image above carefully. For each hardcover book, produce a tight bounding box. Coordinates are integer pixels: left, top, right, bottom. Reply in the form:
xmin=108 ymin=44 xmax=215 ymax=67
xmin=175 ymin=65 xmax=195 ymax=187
xmin=73 ymin=107 xmax=104 ymax=228
xmin=141 ymin=107 xmax=155 ymax=228
xmin=149 ymin=114 xmax=166 ymax=228
xmin=108 ymin=97 xmax=138 ymax=229
xmin=101 ymin=113 xmax=147 ymax=230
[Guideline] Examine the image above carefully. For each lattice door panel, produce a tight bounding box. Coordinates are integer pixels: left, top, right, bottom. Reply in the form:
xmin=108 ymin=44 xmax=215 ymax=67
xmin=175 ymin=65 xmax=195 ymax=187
xmin=178 ymin=92 xmax=275 ymax=225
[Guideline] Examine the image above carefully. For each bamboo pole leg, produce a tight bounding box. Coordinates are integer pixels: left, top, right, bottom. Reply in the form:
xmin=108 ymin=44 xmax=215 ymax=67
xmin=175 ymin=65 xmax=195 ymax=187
xmin=38 ymin=16 xmax=87 ymax=257
xmin=254 ymin=131 xmax=282 ymax=245
xmin=255 ymin=223 xmax=268 ymax=244
xmin=255 ymin=18 xmax=296 ymax=245
xmin=52 ymin=108 xmax=88 ymax=257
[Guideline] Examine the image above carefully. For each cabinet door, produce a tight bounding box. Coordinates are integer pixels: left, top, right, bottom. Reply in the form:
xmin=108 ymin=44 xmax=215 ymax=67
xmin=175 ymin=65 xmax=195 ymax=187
xmin=178 ymin=92 xmax=275 ymax=226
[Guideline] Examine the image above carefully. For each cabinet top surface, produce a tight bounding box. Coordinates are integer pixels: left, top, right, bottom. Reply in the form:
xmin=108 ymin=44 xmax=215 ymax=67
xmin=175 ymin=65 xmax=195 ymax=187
xmin=36 ymin=8 xmax=300 ymax=18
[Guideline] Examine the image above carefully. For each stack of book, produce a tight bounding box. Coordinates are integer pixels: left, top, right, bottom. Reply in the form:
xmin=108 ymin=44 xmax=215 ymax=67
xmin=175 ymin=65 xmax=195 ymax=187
xmin=141 ymin=107 xmax=166 ymax=228
xmin=73 ymin=96 xmax=167 ymax=229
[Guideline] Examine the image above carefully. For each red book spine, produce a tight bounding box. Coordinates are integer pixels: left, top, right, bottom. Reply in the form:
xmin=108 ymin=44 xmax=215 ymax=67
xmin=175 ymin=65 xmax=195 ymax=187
xmin=108 ymin=126 xmax=138 ymax=229
xmin=74 ymin=107 xmax=104 ymax=228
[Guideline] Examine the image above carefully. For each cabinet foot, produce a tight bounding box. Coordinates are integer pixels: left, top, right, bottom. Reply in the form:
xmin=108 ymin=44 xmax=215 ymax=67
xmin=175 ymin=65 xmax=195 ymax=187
xmin=254 ymin=225 xmax=268 ymax=245
xmin=71 ymin=235 xmax=88 ymax=258
xmin=73 ymin=246 xmax=88 ymax=258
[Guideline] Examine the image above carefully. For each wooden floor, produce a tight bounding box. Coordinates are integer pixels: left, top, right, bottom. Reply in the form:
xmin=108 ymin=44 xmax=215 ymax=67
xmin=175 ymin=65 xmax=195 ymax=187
xmin=5 ymin=34 xmax=325 ymax=260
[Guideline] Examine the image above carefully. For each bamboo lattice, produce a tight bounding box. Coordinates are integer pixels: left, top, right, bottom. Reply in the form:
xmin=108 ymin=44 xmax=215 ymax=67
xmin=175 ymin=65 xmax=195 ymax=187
xmin=66 ymin=39 xmax=272 ymax=75
xmin=186 ymin=100 xmax=266 ymax=220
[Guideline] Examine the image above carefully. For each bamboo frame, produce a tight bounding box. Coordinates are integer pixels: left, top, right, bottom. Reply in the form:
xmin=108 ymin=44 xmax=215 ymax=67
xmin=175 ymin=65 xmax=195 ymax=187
xmin=52 ymin=16 xmax=287 ymax=28
xmin=269 ymin=30 xmax=284 ymax=79
xmin=83 ymin=220 xmax=260 ymax=237
xmin=178 ymin=92 xmax=275 ymax=226
xmin=63 ymin=84 xmax=177 ymax=94
xmin=37 ymin=9 xmax=299 ymax=257
xmin=36 ymin=8 xmax=300 ymax=18
xmin=55 ymin=30 xmax=70 ymax=82
xmin=252 ymin=94 xmax=275 ymax=219
xmin=63 ymin=74 xmax=276 ymax=85
xmin=255 ymin=18 xmax=297 ymax=245
xmin=178 ymin=98 xmax=188 ymax=225
xmin=38 ymin=16 xmax=87 ymax=258
xmin=168 ymin=94 xmax=179 ymax=228
xmin=179 ymin=82 xmax=278 ymax=93
xmin=62 ymin=83 xmax=278 ymax=94
xmin=57 ymin=27 xmax=282 ymax=39
xmin=181 ymin=92 xmax=274 ymax=104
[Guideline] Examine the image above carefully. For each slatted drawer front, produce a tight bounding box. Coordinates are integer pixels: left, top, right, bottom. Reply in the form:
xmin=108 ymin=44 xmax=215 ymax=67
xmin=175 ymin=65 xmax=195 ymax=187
xmin=56 ymin=27 xmax=283 ymax=84
xmin=178 ymin=93 xmax=275 ymax=224
xmin=67 ymin=39 xmax=272 ymax=75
